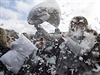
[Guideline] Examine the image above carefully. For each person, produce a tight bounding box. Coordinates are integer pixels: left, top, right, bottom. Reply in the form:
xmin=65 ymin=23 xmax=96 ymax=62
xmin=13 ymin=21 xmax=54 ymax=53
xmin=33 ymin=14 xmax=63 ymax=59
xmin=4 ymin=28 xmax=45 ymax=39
xmin=34 ymin=25 xmax=63 ymax=41
xmin=35 ymin=37 xmax=46 ymax=57
xmin=0 ymin=27 xmax=10 ymax=72
xmin=45 ymin=40 xmax=52 ymax=48
xmin=22 ymin=32 xmax=30 ymax=40
xmin=0 ymin=28 xmax=11 ymax=55
xmin=38 ymin=37 xmax=45 ymax=49
xmin=51 ymin=39 xmax=61 ymax=64
xmin=0 ymin=33 xmax=38 ymax=75
xmin=56 ymin=16 xmax=98 ymax=75
xmin=91 ymin=33 xmax=100 ymax=73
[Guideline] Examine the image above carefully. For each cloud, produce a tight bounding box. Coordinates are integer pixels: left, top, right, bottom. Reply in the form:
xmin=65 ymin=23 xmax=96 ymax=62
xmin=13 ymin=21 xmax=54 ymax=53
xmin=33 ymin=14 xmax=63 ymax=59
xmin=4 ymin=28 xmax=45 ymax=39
xmin=14 ymin=0 xmax=46 ymax=14
xmin=0 ymin=0 xmax=10 ymax=7
xmin=15 ymin=1 xmax=31 ymax=13
xmin=0 ymin=7 xmax=22 ymax=20
xmin=0 ymin=19 xmax=36 ymax=34
xmin=0 ymin=0 xmax=41 ymax=34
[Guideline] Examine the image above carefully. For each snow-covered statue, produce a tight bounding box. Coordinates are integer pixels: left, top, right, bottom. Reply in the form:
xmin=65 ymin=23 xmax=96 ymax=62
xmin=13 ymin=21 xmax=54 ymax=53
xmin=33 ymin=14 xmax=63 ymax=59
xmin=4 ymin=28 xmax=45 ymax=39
xmin=56 ymin=16 xmax=99 ymax=75
xmin=27 ymin=0 xmax=62 ymax=40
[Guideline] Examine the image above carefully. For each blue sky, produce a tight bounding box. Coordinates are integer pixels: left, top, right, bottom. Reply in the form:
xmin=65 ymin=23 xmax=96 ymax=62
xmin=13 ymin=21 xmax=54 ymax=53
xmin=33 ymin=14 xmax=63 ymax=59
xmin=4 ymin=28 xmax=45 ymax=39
xmin=0 ymin=0 xmax=100 ymax=34
xmin=0 ymin=0 xmax=45 ymax=34
xmin=0 ymin=0 xmax=36 ymax=20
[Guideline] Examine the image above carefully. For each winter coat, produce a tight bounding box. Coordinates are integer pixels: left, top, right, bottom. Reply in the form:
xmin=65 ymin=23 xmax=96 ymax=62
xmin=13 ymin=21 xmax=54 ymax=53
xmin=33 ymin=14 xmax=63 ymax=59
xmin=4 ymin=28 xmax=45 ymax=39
xmin=0 ymin=34 xmax=38 ymax=74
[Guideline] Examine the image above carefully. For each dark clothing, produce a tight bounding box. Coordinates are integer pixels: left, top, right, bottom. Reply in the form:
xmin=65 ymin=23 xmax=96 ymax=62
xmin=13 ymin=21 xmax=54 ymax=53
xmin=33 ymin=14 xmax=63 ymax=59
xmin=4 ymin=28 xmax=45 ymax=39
xmin=0 ymin=42 xmax=10 ymax=57
xmin=0 ymin=42 xmax=10 ymax=75
xmin=56 ymin=43 xmax=92 ymax=75
xmin=51 ymin=46 xmax=60 ymax=64
xmin=0 ymin=42 xmax=10 ymax=71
